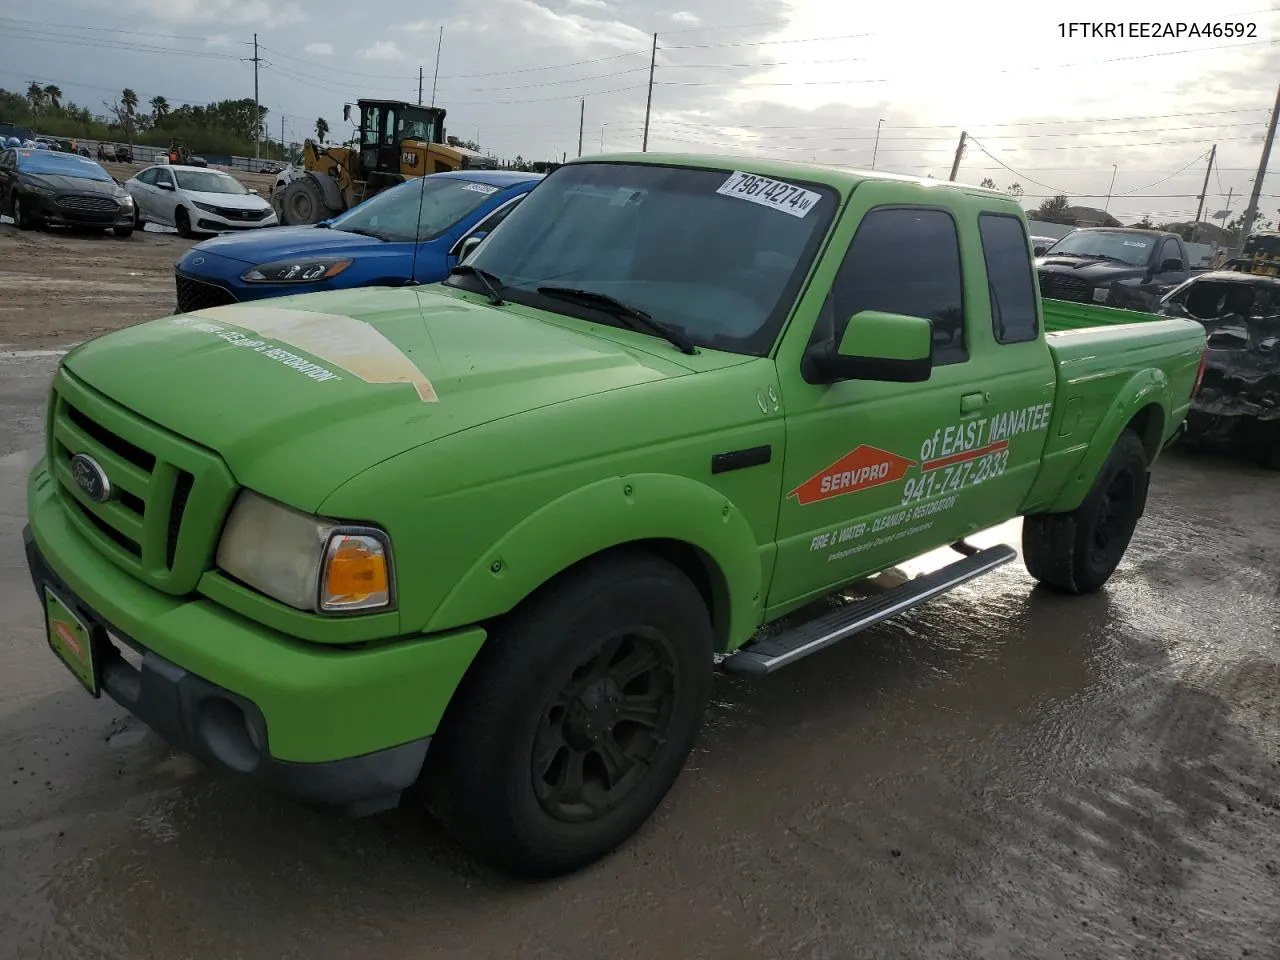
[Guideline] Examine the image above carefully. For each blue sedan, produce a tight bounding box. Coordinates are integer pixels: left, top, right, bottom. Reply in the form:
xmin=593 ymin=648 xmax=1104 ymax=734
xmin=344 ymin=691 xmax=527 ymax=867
xmin=172 ymin=169 xmax=542 ymax=311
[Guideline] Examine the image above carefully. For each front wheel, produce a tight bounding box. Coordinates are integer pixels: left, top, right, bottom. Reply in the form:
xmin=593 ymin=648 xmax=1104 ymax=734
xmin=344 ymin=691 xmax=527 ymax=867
xmin=424 ymin=550 xmax=714 ymax=878
xmin=113 ymin=225 xmax=134 ymax=239
xmin=1022 ymin=429 xmax=1149 ymax=594
xmin=12 ymin=194 xmax=38 ymax=231
xmin=175 ymin=206 xmax=194 ymax=238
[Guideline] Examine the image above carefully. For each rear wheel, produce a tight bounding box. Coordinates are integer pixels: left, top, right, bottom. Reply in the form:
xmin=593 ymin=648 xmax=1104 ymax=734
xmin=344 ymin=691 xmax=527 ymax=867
xmin=277 ymin=176 xmax=330 ymax=225
xmin=424 ymin=550 xmax=714 ymax=878
xmin=175 ymin=206 xmax=193 ymax=238
xmin=1022 ymin=429 xmax=1148 ymax=594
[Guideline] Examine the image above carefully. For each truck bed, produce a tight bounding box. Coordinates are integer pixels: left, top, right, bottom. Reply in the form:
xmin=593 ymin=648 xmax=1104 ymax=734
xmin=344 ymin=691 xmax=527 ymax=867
xmin=1024 ymin=299 xmax=1207 ymax=513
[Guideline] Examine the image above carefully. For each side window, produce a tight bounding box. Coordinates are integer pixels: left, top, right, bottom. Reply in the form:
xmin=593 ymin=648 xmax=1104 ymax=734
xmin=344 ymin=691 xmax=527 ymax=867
xmin=156 ymin=168 xmax=174 ymax=187
xmin=137 ymin=168 xmax=156 ymax=185
xmin=1161 ymin=238 xmax=1183 ymax=268
xmin=978 ymin=213 xmax=1039 ymax=344
xmin=826 ymin=207 xmax=967 ymax=365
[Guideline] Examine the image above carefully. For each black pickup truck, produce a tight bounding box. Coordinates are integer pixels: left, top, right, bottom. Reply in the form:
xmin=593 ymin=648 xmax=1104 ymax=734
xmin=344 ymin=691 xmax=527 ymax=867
xmin=1035 ymin=227 xmax=1195 ymax=313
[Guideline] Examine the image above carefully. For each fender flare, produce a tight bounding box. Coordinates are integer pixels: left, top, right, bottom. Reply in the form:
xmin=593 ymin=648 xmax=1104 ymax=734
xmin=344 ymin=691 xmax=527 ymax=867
xmin=1041 ymin=368 xmax=1171 ymax=515
xmin=303 ymin=171 xmax=343 ymax=214
xmin=424 ymin=473 xmax=764 ymax=648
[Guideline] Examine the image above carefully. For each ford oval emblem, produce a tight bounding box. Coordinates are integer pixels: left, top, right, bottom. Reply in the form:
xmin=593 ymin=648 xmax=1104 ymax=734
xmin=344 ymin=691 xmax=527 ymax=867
xmin=69 ymin=453 xmax=112 ymax=504
xmin=190 ymin=256 xmax=205 ymax=265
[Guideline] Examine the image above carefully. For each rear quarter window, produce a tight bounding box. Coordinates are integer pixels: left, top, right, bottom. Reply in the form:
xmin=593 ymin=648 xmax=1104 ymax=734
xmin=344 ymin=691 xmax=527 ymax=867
xmin=978 ymin=213 xmax=1039 ymax=344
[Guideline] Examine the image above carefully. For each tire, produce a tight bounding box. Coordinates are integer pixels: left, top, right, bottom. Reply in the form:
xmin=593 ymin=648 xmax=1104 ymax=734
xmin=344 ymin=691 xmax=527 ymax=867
xmin=1022 ymin=429 xmax=1148 ymax=594
xmin=1256 ymin=427 xmax=1280 ymax=471
xmin=133 ymin=205 xmax=145 ymax=231
xmin=277 ymin=176 xmax=330 ymax=226
xmin=424 ymin=550 xmax=714 ymax=878
xmin=113 ymin=225 xmax=134 ymax=239
xmin=12 ymin=194 xmax=37 ymax=231
xmin=175 ymin=206 xmax=193 ymax=238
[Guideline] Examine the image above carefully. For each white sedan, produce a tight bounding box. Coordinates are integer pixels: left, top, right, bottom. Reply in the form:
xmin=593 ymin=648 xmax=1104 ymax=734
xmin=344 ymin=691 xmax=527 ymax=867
xmin=124 ymin=164 xmax=278 ymax=237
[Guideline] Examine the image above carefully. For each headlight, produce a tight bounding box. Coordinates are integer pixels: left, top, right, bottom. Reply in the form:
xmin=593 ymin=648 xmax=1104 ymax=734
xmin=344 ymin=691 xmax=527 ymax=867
xmin=27 ymin=184 xmax=54 ymax=196
xmin=192 ymin=201 xmax=220 ymax=214
xmin=215 ymin=491 xmax=393 ymax=614
xmin=116 ymin=192 xmax=133 ymax=206
xmin=241 ymin=258 xmax=353 ymax=283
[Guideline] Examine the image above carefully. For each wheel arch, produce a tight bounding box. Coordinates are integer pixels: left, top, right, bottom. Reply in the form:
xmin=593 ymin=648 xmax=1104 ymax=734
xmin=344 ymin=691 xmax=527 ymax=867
xmin=422 ymin=474 xmax=764 ymax=653
xmin=1041 ymin=370 xmax=1171 ymax=515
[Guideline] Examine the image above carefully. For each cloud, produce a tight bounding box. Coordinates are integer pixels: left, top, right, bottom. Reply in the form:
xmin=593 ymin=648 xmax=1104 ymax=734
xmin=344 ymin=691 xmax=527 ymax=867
xmin=670 ymin=10 xmax=699 ymax=23
xmin=566 ymin=0 xmax=610 ymax=8
xmin=304 ymin=42 xmax=334 ymax=55
xmin=204 ymin=34 xmax=232 ymax=47
xmin=360 ymin=40 xmax=406 ymax=61
xmin=112 ymin=0 xmax=305 ymax=27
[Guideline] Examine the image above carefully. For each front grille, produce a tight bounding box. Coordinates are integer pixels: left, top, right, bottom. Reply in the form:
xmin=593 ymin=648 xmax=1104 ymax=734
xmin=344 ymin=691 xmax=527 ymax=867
xmin=55 ymin=194 xmax=119 ymax=216
xmin=1037 ymin=271 xmax=1092 ymax=303
xmin=175 ymin=272 xmax=237 ymax=313
xmin=48 ymin=368 xmax=237 ymax=595
xmin=214 ymin=206 xmax=271 ymax=221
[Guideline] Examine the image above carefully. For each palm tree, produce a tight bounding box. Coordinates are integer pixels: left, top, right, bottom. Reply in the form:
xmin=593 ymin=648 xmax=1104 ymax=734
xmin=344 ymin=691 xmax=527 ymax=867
xmin=150 ymin=95 xmax=169 ymax=124
xmin=43 ymin=84 xmax=62 ymax=111
xmin=121 ymin=88 xmax=139 ymax=116
xmin=26 ymin=82 xmax=46 ymax=115
xmin=315 ymin=117 xmax=329 ymax=141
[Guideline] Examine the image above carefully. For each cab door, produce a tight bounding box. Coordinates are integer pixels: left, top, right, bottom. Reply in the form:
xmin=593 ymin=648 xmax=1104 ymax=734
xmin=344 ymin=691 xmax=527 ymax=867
xmin=766 ymin=187 xmax=1057 ymax=611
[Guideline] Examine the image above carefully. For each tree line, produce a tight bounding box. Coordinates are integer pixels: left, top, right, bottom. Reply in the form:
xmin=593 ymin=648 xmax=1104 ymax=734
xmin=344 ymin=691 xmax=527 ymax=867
xmin=1 ymin=83 xmax=290 ymax=159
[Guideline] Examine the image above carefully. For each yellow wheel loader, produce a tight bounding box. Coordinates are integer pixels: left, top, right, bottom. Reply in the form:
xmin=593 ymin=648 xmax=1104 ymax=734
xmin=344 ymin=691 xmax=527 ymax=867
xmin=274 ymin=100 xmax=470 ymax=225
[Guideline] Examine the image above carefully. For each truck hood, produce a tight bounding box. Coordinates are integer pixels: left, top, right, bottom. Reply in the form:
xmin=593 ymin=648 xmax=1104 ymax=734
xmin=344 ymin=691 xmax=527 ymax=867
xmin=1035 ymin=256 xmax=1145 ymax=280
xmin=61 ymin=286 xmax=694 ymax=510
xmin=187 ymin=225 xmax=387 ymax=265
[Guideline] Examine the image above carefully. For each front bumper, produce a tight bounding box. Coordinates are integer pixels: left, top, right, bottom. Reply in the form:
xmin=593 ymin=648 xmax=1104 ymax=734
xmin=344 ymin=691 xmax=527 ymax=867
xmin=192 ymin=208 xmax=278 ymax=233
xmin=28 ymin=192 xmax=133 ymax=228
xmin=25 ymin=461 xmax=487 ymax=813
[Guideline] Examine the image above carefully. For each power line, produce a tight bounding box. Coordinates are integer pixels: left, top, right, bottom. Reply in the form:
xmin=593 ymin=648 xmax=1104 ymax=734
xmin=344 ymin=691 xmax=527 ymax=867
xmin=0 ymin=16 xmax=211 ymax=42
xmin=0 ymin=25 xmax=240 ymax=61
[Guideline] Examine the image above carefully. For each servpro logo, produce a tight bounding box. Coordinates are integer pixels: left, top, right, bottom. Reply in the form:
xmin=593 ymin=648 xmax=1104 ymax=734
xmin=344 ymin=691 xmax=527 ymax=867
xmin=787 ymin=445 xmax=916 ymax=506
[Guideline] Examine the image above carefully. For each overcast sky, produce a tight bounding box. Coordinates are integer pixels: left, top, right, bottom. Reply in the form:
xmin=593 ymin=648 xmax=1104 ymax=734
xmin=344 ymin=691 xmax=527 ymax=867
xmin=1 ymin=0 xmax=1277 ymax=224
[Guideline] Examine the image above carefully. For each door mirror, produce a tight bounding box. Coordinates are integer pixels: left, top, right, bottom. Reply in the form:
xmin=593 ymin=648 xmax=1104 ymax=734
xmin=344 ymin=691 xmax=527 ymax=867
xmin=1033 ymin=244 xmax=1048 ymax=257
xmin=343 ymin=103 xmax=351 ymax=123
xmin=810 ymin=310 xmax=934 ymax=383
xmin=248 ymin=188 xmax=259 ymax=195
xmin=1160 ymin=258 xmax=1184 ymax=272
xmin=157 ymin=181 xmax=174 ymax=191
xmin=459 ymin=232 xmax=487 ymax=262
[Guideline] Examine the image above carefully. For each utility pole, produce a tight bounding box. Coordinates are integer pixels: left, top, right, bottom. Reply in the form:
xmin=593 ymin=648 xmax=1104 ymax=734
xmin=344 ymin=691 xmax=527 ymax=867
xmin=948 ymin=130 xmax=966 ymax=181
xmin=430 ymin=27 xmax=443 ymax=108
xmin=250 ymin=33 xmax=262 ymax=159
xmin=578 ymin=99 xmax=585 ymax=157
xmin=641 ymin=32 xmax=657 ymax=152
xmin=1192 ymin=144 xmax=1216 ymax=243
xmin=280 ymin=114 xmax=285 ymax=156
xmin=1103 ymin=163 xmax=1118 ymax=214
xmin=418 ymin=67 xmax=424 ymax=106
xmin=1238 ymin=80 xmax=1280 ymax=247
xmin=871 ymin=118 xmax=884 ymax=170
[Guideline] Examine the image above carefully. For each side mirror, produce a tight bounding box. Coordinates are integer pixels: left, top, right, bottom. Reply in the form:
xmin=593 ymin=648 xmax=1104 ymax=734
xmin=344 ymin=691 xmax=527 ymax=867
xmin=810 ymin=310 xmax=933 ymax=384
xmin=1033 ymin=244 xmax=1048 ymax=257
xmin=157 ymin=181 xmax=174 ymax=191
xmin=343 ymin=104 xmax=351 ymax=123
xmin=459 ymin=232 xmax=487 ymax=262
xmin=1160 ymin=258 xmax=1184 ymax=272
xmin=248 ymin=188 xmax=259 ymax=195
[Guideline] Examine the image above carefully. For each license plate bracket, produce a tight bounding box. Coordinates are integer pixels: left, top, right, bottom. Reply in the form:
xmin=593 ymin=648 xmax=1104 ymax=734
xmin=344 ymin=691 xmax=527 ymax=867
xmin=44 ymin=586 xmax=100 ymax=697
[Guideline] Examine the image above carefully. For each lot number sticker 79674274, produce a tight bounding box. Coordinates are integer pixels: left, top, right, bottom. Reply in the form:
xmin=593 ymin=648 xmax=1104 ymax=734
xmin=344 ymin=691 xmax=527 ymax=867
xmin=716 ymin=171 xmax=822 ymax=218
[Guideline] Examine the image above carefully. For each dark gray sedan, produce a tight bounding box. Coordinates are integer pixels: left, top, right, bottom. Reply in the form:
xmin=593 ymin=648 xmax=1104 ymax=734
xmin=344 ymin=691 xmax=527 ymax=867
xmin=0 ymin=147 xmax=136 ymax=237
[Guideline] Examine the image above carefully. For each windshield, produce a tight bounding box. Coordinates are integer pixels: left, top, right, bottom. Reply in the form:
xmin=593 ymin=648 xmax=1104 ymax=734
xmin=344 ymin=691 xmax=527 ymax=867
xmin=397 ymin=108 xmax=443 ymax=143
xmin=17 ymin=151 xmax=111 ymax=182
xmin=1044 ymin=231 xmax=1153 ymax=266
xmin=175 ymin=169 xmax=248 ymax=195
xmin=328 ymin=176 xmax=505 ymax=242
xmin=448 ymin=161 xmax=837 ymax=355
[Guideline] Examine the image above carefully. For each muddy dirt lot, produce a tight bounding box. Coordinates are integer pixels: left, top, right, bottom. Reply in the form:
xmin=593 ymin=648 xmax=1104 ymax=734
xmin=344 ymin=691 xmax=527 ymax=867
xmin=0 ymin=242 xmax=1278 ymax=959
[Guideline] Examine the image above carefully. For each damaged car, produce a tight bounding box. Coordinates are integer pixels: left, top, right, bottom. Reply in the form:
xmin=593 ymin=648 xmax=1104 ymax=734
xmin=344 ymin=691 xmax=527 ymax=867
xmin=1157 ymin=269 xmax=1280 ymax=469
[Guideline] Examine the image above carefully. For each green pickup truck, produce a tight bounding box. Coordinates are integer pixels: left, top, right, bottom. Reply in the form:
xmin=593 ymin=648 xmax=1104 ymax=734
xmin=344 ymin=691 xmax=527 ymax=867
xmin=24 ymin=154 xmax=1207 ymax=878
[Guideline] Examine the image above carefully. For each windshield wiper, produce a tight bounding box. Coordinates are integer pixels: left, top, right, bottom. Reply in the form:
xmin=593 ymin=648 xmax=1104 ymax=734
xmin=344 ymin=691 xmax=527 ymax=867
xmin=450 ymin=264 xmax=507 ymax=305
xmin=535 ymin=286 xmax=697 ymax=355
xmin=336 ymin=226 xmax=387 ymax=241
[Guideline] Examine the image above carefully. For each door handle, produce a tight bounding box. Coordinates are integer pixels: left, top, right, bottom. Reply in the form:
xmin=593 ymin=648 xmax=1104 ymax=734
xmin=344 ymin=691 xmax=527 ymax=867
xmin=960 ymin=391 xmax=987 ymax=414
